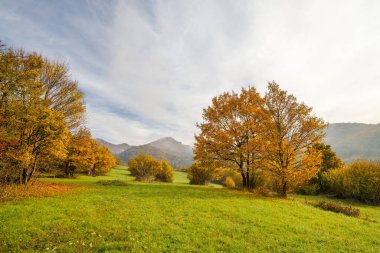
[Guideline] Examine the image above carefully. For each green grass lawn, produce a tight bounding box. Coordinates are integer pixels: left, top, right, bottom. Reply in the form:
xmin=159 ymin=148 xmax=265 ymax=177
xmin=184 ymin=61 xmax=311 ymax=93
xmin=0 ymin=166 xmax=379 ymax=252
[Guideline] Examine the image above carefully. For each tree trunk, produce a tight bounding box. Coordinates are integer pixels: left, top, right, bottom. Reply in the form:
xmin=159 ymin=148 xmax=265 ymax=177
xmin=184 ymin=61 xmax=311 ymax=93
xmin=21 ymin=168 xmax=27 ymax=184
xmin=26 ymin=156 xmax=37 ymax=183
xmin=241 ymin=172 xmax=246 ymax=188
xmin=279 ymin=180 xmax=287 ymax=198
xmin=246 ymin=171 xmax=251 ymax=189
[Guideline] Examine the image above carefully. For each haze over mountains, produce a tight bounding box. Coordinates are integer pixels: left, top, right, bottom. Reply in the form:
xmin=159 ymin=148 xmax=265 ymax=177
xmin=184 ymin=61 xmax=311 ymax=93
xmin=96 ymin=137 xmax=193 ymax=168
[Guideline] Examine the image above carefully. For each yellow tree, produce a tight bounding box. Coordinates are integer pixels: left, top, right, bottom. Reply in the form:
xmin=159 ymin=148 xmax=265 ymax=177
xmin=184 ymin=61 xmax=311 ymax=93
xmin=0 ymin=48 xmax=70 ymax=184
xmin=89 ymin=143 xmax=117 ymax=176
xmin=65 ymin=128 xmax=94 ymax=177
xmin=263 ymin=82 xmax=326 ymax=197
xmin=194 ymin=87 xmax=267 ymax=189
xmin=41 ymin=60 xmax=85 ymax=130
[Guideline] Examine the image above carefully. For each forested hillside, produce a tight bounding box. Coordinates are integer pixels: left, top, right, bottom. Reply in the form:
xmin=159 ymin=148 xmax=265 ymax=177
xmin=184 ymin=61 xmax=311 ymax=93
xmin=326 ymin=123 xmax=380 ymax=162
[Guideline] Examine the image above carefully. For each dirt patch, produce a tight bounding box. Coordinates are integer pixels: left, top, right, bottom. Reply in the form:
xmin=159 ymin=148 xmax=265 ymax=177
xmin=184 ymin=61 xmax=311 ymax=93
xmin=0 ymin=181 xmax=81 ymax=202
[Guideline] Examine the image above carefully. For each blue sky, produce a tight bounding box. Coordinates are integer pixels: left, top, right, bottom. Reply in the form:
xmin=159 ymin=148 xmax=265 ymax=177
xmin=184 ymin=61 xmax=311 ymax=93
xmin=1 ymin=0 xmax=380 ymax=145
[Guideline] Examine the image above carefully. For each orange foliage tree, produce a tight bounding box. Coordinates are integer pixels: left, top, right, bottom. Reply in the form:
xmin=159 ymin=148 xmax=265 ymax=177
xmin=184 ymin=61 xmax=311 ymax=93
xmin=263 ymin=82 xmax=326 ymax=197
xmin=194 ymin=87 xmax=267 ymax=189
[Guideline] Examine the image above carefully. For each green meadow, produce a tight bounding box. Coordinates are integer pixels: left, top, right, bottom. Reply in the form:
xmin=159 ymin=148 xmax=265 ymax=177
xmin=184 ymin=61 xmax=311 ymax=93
xmin=0 ymin=166 xmax=379 ymax=253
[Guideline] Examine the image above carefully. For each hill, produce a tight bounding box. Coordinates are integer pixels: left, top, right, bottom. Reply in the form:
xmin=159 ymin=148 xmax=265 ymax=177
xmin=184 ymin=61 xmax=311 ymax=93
xmin=117 ymin=137 xmax=193 ymax=168
xmin=96 ymin=138 xmax=132 ymax=154
xmin=325 ymin=123 xmax=380 ymax=162
xmin=1 ymin=166 xmax=379 ymax=252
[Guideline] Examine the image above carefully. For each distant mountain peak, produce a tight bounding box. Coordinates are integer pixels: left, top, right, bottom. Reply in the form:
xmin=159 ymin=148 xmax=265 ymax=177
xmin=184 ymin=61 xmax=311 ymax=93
xmin=117 ymin=136 xmax=193 ymax=168
xmin=95 ymin=138 xmax=132 ymax=155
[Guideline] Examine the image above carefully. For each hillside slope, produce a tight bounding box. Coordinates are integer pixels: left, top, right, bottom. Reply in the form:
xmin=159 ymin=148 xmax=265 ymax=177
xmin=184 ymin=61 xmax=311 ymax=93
xmin=325 ymin=123 xmax=380 ymax=162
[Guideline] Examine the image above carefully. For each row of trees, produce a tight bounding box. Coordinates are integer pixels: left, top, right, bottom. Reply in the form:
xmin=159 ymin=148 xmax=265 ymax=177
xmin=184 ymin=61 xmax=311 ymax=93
xmin=194 ymin=83 xmax=327 ymax=197
xmin=0 ymin=42 xmax=116 ymax=184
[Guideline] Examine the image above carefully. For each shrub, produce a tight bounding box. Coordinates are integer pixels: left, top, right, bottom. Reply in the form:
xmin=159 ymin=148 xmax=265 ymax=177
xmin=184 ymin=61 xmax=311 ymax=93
xmin=156 ymin=160 xmax=174 ymax=183
xmin=128 ymin=154 xmax=160 ymax=182
xmin=323 ymin=161 xmax=380 ymax=205
xmin=187 ymin=162 xmax=215 ymax=185
xmin=128 ymin=154 xmax=173 ymax=183
xmin=224 ymin=176 xmax=236 ymax=188
xmin=97 ymin=180 xmax=128 ymax=186
xmin=310 ymin=201 xmax=360 ymax=217
xmin=213 ymin=168 xmax=242 ymax=187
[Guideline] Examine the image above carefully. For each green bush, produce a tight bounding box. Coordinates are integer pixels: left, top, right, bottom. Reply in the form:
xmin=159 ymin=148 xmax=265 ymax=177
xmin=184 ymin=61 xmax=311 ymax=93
xmin=310 ymin=201 xmax=360 ymax=217
xmin=97 ymin=180 xmax=128 ymax=186
xmin=187 ymin=162 xmax=215 ymax=185
xmin=324 ymin=161 xmax=380 ymax=205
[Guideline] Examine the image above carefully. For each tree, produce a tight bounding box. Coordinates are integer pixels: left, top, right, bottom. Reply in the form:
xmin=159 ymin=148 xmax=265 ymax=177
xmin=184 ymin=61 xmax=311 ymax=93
xmin=41 ymin=60 xmax=85 ymax=130
xmin=263 ymin=82 xmax=326 ymax=197
xmin=194 ymin=87 xmax=267 ymax=189
xmin=64 ymin=128 xmax=94 ymax=177
xmin=187 ymin=162 xmax=215 ymax=185
xmin=0 ymin=48 xmax=70 ymax=184
xmin=89 ymin=143 xmax=117 ymax=176
xmin=0 ymin=44 xmax=86 ymax=184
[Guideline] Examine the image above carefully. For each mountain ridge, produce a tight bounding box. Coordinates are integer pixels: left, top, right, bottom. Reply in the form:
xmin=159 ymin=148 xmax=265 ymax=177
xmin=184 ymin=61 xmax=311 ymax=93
xmin=100 ymin=137 xmax=194 ymax=168
xmin=325 ymin=122 xmax=380 ymax=162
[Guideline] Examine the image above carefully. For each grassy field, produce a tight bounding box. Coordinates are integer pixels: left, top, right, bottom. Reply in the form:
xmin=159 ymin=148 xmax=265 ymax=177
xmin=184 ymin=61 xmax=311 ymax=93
xmin=0 ymin=166 xmax=379 ymax=252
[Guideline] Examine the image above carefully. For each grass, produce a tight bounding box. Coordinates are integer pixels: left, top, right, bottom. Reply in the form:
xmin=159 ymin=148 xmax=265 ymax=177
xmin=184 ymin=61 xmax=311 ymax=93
xmin=0 ymin=166 xmax=379 ymax=252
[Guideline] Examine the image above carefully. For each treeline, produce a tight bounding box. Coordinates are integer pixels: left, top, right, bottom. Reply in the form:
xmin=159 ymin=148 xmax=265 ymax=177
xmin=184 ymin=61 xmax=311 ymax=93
xmin=0 ymin=42 xmax=116 ymax=184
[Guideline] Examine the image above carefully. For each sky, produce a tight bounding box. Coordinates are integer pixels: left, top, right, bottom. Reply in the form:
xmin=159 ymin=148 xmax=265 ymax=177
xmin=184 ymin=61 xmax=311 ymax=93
xmin=1 ymin=0 xmax=380 ymax=145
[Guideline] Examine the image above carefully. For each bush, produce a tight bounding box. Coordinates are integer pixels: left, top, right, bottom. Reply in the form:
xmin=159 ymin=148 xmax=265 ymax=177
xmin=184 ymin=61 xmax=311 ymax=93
xmin=128 ymin=154 xmax=173 ymax=183
xmin=310 ymin=201 xmax=360 ymax=217
xmin=213 ymin=168 xmax=242 ymax=187
xmin=187 ymin=162 xmax=215 ymax=185
xmin=128 ymin=154 xmax=160 ymax=182
xmin=224 ymin=176 xmax=236 ymax=188
xmin=97 ymin=180 xmax=128 ymax=186
xmin=156 ymin=160 xmax=173 ymax=183
xmin=323 ymin=161 xmax=380 ymax=205
xmin=297 ymin=182 xmax=319 ymax=195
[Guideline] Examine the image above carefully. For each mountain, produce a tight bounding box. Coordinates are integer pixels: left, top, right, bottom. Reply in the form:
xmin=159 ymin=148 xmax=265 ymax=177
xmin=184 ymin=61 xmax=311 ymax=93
xmin=96 ymin=138 xmax=132 ymax=154
xmin=325 ymin=123 xmax=380 ymax=162
xmin=117 ymin=137 xmax=193 ymax=168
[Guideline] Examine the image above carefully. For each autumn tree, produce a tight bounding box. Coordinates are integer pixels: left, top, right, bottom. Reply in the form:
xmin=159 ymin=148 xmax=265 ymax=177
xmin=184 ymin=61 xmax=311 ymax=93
xmin=263 ymin=82 xmax=326 ymax=197
xmin=89 ymin=143 xmax=117 ymax=176
xmin=194 ymin=87 xmax=267 ymax=189
xmin=0 ymin=43 xmax=86 ymax=183
xmin=64 ymin=128 xmax=94 ymax=177
xmin=41 ymin=60 xmax=85 ymax=130
xmin=0 ymin=47 xmax=71 ymax=184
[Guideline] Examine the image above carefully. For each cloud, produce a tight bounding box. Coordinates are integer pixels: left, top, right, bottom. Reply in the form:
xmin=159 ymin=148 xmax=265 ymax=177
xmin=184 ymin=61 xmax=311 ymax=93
xmin=1 ymin=0 xmax=380 ymax=145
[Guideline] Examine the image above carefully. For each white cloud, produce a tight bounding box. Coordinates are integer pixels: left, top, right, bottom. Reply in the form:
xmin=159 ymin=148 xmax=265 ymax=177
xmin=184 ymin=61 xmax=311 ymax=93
xmin=1 ymin=0 xmax=380 ymax=145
